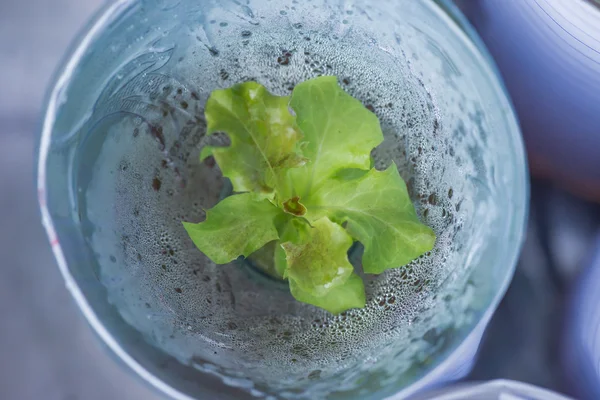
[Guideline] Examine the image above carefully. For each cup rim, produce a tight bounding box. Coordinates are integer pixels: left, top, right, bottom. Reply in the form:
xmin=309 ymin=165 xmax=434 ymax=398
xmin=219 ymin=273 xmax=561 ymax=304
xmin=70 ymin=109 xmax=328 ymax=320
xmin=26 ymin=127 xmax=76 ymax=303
xmin=36 ymin=0 xmax=529 ymax=399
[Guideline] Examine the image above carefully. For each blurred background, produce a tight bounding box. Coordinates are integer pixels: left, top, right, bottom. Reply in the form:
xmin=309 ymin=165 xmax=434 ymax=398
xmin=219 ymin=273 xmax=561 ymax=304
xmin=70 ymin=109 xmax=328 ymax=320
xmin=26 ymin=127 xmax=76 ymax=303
xmin=1 ymin=0 xmax=599 ymax=399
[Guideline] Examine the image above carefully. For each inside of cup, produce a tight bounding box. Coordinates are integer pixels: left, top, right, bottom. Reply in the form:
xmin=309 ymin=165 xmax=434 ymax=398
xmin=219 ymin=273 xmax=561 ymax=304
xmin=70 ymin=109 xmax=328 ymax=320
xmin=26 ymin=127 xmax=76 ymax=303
xmin=41 ymin=0 xmax=527 ymax=398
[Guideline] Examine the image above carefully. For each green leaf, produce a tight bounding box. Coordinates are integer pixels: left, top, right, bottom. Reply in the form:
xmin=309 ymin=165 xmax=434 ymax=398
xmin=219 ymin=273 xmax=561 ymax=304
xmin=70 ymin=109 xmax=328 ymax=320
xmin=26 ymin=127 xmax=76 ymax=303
xmin=289 ymin=273 xmax=366 ymax=314
xmin=284 ymin=76 xmax=384 ymax=198
xmin=246 ymin=241 xmax=282 ymax=279
xmin=203 ymin=81 xmax=307 ymax=197
xmin=274 ymin=217 xmax=311 ymax=278
xmin=281 ymin=217 xmax=354 ymax=296
xmin=182 ymin=193 xmax=282 ymax=264
xmin=305 ymin=164 xmax=436 ymax=274
xmin=274 ymin=244 xmax=288 ymax=279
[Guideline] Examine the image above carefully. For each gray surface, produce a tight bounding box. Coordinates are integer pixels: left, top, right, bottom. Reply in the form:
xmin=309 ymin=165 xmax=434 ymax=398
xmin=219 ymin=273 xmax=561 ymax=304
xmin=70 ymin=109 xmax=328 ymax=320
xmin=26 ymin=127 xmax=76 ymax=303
xmin=0 ymin=1 xmax=160 ymax=399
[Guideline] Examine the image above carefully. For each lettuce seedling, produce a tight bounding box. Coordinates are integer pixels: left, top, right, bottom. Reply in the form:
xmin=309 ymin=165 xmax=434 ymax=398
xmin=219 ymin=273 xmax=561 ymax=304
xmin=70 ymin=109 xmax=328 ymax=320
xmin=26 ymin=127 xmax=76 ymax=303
xmin=183 ymin=76 xmax=435 ymax=314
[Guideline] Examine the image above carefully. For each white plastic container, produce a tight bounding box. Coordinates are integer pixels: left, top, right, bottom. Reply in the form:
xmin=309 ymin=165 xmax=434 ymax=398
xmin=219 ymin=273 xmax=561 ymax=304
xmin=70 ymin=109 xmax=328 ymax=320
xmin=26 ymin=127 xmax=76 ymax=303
xmin=412 ymin=380 xmax=572 ymax=400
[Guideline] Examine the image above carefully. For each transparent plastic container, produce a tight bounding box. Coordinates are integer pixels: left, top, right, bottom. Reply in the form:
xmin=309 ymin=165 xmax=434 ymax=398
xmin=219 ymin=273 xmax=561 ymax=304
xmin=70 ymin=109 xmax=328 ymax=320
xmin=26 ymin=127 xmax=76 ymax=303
xmin=37 ymin=0 xmax=528 ymax=398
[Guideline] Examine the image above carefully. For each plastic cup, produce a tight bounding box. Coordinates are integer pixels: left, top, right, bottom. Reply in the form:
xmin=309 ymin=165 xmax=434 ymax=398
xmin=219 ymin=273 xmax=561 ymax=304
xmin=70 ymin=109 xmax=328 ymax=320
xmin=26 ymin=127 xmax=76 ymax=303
xmin=37 ymin=0 xmax=528 ymax=398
